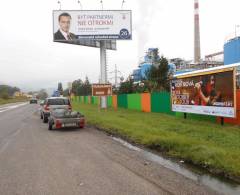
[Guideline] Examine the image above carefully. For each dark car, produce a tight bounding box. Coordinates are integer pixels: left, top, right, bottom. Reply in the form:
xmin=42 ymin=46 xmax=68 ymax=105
xmin=48 ymin=108 xmax=85 ymax=130
xmin=30 ymin=98 xmax=38 ymax=104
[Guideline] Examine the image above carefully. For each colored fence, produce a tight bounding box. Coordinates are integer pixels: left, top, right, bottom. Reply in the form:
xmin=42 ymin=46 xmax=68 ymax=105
xmin=151 ymin=92 xmax=173 ymax=115
xmin=73 ymin=90 xmax=240 ymax=125
xmin=141 ymin=93 xmax=151 ymax=113
xmin=117 ymin=94 xmax=128 ymax=109
xmin=112 ymin=95 xmax=118 ymax=109
xmin=127 ymin=94 xmax=141 ymax=111
xmin=107 ymin=96 xmax=113 ymax=107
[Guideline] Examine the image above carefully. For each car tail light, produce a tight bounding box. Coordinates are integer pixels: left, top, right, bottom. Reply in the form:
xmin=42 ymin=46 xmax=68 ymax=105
xmin=79 ymin=119 xmax=85 ymax=126
xmin=56 ymin=120 xmax=62 ymax=129
xmin=44 ymin=104 xmax=49 ymax=111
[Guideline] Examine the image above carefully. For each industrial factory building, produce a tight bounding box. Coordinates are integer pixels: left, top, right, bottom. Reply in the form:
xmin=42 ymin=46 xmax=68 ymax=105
xmin=132 ymin=0 xmax=240 ymax=82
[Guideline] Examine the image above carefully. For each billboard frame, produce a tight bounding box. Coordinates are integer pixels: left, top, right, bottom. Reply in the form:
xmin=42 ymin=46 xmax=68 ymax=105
xmin=52 ymin=9 xmax=133 ymax=41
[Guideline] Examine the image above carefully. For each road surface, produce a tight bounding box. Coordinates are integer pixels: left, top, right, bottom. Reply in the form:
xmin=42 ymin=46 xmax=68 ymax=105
xmin=0 ymin=103 xmax=220 ymax=195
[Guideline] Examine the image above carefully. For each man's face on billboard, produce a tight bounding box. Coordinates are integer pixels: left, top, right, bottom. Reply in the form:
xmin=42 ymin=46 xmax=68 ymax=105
xmin=59 ymin=16 xmax=71 ymax=33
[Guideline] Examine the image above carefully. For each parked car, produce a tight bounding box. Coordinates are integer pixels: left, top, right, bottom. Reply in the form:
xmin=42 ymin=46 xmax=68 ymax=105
xmin=40 ymin=97 xmax=72 ymax=123
xmin=30 ymin=98 xmax=38 ymax=104
xmin=48 ymin=108 xmax=85 ymax=130
xmin=39 ymin=100 xmax=45 ymax=106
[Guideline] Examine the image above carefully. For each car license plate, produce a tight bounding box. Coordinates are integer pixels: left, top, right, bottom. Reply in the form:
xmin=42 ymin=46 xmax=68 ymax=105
xmin=63 ymin=123 xmax=76 ymax=127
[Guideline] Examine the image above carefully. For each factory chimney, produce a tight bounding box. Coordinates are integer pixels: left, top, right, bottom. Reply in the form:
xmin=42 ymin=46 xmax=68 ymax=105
xmin=194 ymin=0 xmax=201 ymax=63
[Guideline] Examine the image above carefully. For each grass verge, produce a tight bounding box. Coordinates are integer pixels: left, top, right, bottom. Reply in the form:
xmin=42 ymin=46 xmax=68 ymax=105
xmin=73 ymin=102 xmax=240 ymax=182
xmin=0 ymin=97 xmax=28 ymax=105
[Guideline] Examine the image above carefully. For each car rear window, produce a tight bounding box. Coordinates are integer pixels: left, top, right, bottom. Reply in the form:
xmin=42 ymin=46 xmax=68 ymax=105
xmin=47 ymin=99 xmax=70 ymax=105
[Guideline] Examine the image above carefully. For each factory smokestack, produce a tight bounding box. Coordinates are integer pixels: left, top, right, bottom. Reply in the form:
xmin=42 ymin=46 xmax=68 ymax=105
xmin=194 ymin=0 xmax=201 ymax=63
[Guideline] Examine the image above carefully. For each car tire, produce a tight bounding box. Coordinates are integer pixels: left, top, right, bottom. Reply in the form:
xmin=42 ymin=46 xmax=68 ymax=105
xmin=43 ymin=115 xmax=48 ymax=123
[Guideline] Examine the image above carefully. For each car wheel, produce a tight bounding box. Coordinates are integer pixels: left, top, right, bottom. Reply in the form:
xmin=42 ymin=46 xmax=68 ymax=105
xmin=43 ymin=115 xmax=48 ymax=123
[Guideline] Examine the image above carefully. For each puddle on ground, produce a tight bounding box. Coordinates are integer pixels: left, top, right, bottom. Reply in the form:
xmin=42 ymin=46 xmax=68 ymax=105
xmin=112 ymin=137 xmax=240 ymax=195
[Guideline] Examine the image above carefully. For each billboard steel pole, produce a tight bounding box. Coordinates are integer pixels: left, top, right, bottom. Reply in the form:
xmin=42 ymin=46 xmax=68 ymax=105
xmin=100 ymin=40 xmax=107 ymax=108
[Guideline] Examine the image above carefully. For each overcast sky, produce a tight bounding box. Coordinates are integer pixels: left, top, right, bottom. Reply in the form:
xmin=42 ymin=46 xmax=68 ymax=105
xmin=0 ymin=0 xmax=239 ymax=92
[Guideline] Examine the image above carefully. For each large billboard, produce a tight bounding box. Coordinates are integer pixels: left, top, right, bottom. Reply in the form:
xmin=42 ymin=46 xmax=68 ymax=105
xmin=53 ymin=10 xmax=132 ymax=41
xmin=171 ymin=68 xmax=236 ymax=118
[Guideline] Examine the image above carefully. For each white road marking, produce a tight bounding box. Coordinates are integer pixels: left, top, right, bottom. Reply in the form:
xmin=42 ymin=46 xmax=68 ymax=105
xmin=0 ymin=103 xmax=28 ymax=113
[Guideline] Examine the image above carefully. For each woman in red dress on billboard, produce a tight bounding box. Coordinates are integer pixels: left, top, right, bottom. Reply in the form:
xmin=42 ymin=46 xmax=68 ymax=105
xmin=194 ymin=75 xmax=222 ymax=106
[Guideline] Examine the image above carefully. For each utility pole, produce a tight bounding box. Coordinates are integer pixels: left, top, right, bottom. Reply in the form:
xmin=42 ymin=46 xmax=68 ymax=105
xmin=109 ymin=64 xmax=123 ymax=87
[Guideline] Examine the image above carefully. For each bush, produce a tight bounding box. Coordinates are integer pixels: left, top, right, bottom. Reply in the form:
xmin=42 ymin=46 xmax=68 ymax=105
xmin=1 ymin=92 xmax=9 ymax=100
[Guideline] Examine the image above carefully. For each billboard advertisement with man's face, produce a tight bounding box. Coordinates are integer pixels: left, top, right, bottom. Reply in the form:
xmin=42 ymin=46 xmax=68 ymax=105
xmin=53 ymin=10 xmax=132 ymax=41
xmin=171 ymin=69 xmax=236 ymax=118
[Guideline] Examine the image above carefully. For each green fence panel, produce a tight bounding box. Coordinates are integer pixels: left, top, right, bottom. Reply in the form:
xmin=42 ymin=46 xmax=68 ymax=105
xmin=107 ymin=96 xmax=113 ymax=107
xmin=127 ymin=94 xmax=141 ymax=111
xmin=84 ymin=96 xmax=88 ymax=104
xmin=78 ymin=96 xmax=81 ymax=102
xmin=91 ymin=96 xmax=94 ymax=104
xmin=93 ymin=96 xmax=99 ymax=105
xmin=117 ymin=94 xmax=128 ymax=108
xmin=151 ymin=92 xmax=174 ymax=115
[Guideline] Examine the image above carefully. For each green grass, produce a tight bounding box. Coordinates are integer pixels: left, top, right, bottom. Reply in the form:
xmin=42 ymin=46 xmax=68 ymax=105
xmin=73 ymin=102 xmax=240 ymax=182
xmin=0 ymin=97 xmax=28 ymax=105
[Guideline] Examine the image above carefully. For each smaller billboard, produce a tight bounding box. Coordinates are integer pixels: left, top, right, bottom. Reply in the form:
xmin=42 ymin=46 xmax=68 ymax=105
xmin=53 ymin=10 xmax=132 ymax=41
xmin=171 ymin=68 xmax=236 ymax=118
xmin=92 ymin=84 xmax=112 ymax=96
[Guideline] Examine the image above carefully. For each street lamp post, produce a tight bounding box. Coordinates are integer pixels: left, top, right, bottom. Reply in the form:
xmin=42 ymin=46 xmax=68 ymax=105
xmin=77 ymin=0 xmax=83 ymax=9
xmin=57 ymin=1 xmax=61 ymax=10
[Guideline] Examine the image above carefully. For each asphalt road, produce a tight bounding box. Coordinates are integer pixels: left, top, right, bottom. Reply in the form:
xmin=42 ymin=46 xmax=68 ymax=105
xmin=0 ymin=103 xmax=220 ymax=195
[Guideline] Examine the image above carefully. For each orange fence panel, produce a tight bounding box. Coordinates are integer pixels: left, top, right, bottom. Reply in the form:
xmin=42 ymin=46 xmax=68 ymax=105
xmin=112 ymin=95 xmax=118 ymax=109
xmin=141 ymin=93 xmax=151 ymax=113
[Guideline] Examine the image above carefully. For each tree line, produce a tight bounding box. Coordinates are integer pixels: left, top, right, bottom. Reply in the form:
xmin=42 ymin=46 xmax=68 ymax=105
xmin=118 ymin=56 xmax=171 ymax=94
xmin=68 ymin=55 xmax=171 ymax=96
xmin=0 ymin=85 xmax=20 ymax=99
